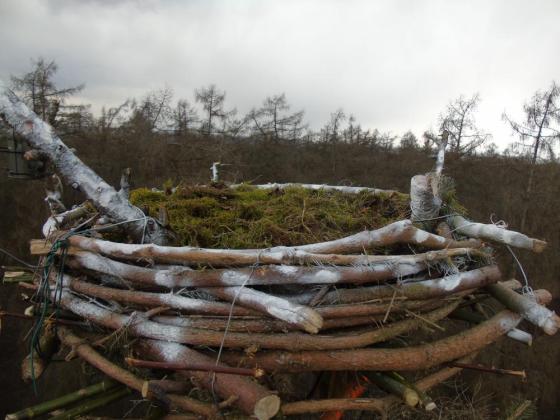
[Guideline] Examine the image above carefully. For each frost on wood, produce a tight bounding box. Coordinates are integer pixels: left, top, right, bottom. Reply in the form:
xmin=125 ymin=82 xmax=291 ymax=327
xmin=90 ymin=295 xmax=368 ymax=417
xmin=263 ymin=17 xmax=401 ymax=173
xmin=0 ymin=80 xmax=169 ymax=244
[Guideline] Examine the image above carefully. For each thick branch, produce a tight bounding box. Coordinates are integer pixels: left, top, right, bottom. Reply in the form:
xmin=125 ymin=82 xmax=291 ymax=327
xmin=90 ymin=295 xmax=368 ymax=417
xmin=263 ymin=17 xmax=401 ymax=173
xmin=447 ymin=215 xmax=547 ymax=252
xmin=62 ymin=220 xmax=480 ymax=265
xmin=219 ymin=310 xmax=520 ymax=372
xmin=56 ymin=327 xmax=217 ymax=418
xmin=0 ymin=80 xmax=168 ymax=244
xmin=487 ymin=283 xmax=559 ymax=335
xmin=54 ymin=288 xmax=457 ymax=350
xmin=68 ymin=251 xmax=427 ymax=288
xmin=290 ymin=266 xmax=501 ymax=305
xmin=136 ymin=339 xmax=280 ymax=419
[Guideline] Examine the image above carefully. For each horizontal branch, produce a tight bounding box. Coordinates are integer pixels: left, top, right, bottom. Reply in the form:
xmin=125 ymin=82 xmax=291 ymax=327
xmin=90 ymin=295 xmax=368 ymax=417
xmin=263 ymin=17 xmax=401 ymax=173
xmin=64 ymin=276 xmax=259 ymax=316
xmin=57 ymin=220 xmax=480 ymax=265
xmin=280 ymin=353 xmax=477 ymax=416
xmin=231 ymin=182 xmax=397 ymax=195
xmin=447 ymin=215 xmax=547 ymax=252
xmin=68 ymin=251 xmax=427 ymax=288
xmin=290 ymin=266 xmax=502 ymax=305
xmin=53 ymin=288 xmax=458 ymax=350
xmin=219 ymin=310 xmax=520 ymax=372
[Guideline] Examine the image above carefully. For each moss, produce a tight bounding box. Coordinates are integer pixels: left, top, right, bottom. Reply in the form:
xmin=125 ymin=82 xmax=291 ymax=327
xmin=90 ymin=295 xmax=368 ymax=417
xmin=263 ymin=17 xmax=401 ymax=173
xmin=131 ymin=184 xmax=411 ymax=248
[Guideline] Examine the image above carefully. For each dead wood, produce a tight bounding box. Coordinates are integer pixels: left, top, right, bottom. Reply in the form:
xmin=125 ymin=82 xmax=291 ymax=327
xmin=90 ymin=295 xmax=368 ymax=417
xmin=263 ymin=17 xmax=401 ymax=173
xmin=219 ymin=310 xmax=520 ymax=372
xmin=53 ymin=288 xmax=458 ymax=350
xmin=289 ymin=266 xmax=501 ymax=305
xmin=136 ymin=339 xmax=281 ymax=420
xmin=56 ymin=327 xmax=217 ymax=418
xmin=59 ymin=220 xmax=480 ymax=265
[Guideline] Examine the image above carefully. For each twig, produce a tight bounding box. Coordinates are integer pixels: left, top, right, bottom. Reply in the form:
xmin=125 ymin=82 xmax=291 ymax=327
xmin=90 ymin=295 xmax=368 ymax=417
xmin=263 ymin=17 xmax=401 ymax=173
xmin=447 ymin=362 xmax=526 ymax=379
xmin=125 ymin=357 xmax=264 ymax=378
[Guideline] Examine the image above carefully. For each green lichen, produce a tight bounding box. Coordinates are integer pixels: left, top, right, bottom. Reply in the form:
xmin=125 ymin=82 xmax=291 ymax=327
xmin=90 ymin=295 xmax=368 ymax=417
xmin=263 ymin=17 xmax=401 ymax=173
xmin=131 ymin=184 xmax=411 ymax=248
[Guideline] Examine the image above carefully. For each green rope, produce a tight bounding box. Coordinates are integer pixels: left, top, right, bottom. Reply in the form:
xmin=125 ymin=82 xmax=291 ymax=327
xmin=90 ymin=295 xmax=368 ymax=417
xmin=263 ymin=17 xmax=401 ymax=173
xmin=28 ymin=215 xmax=149 ymax=394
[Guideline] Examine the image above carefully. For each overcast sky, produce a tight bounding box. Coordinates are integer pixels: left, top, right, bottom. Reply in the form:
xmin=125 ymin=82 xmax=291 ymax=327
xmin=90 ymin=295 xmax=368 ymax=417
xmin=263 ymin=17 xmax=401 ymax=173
xmin=1 ymin=0 xmax=559 ymax=148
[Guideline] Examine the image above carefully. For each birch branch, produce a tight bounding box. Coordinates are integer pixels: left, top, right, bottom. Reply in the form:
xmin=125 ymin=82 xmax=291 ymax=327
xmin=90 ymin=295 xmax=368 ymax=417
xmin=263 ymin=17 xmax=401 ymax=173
xmin=231 ymin=183 xmax=397 ymax=195
xmin=289 ymin=266 xmax=502 ymax=305
xmin=59 ymin=220 xmax=481 ymax=265
xmin=447 ymin=215 xmax=547 ymax=252
xmin=487 ymin=283 xmax=560 ymax=335
xmin=52 ymin=288 xmax=457 ymax=350
xmin=67 ymin=251 xmax=428 ymax=288
xmin=0 ymin=80 xmax=169 ymax=245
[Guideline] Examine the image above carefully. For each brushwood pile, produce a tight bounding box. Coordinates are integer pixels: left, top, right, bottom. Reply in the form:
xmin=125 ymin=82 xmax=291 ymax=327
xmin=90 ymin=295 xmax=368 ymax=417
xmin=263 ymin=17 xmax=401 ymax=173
xmin=7 ymin=181 xmax=559 ymax=420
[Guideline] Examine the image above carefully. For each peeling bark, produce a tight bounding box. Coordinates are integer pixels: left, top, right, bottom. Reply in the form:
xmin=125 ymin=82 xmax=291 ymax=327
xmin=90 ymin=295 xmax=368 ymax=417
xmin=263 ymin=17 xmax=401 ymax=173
xmin=68 ymin=251 xmax=427 ymax=288
xmin=289 ymin=266 xmax=501 ymax=305
xmin=231 ymin=182 xmax=396 ymax=195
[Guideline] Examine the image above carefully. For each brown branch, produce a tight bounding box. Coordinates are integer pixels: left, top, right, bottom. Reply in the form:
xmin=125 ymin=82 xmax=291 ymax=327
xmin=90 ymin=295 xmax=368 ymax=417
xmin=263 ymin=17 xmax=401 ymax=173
xmin=125 ymin=357 xmax=263 ymax=378
xmin=219 ymin=310 xmax=521 ymax=372
xmin=53 ymin=288 xmax=458 ymax=350
xmin=280 ymin=353 xmax=478 ymax=416
xmin=56 ymin=327 xmax=217 ymax=418
xmin=135 ymin=339 xmax=281 ymax=419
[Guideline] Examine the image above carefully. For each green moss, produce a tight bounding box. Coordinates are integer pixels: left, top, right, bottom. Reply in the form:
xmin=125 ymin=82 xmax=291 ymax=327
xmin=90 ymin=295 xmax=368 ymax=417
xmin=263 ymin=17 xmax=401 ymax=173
xmin=130 ymin=184 xmax=411 ymax=248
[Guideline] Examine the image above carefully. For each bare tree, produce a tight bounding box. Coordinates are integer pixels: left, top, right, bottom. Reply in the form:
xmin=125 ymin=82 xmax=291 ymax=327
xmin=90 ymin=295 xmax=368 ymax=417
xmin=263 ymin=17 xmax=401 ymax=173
xmin=248 ymin=94 xmax=305 ymax=141
xmin=503 ymin=81 xmax=560 ymax=233
xmin=400 ymin=131 xmax=419 ymax=149
xmin=132 ymin=86 xmax=174 ymax=131
xmin=438 ymin=93 xmax=490 ymax=156
xmin=172 ymin=99 xmax=198 ymax=135
xmin=10 ymin=58 xmax=85 ymax=129
xmin=195 ymin=85 xmax=233 ymax=136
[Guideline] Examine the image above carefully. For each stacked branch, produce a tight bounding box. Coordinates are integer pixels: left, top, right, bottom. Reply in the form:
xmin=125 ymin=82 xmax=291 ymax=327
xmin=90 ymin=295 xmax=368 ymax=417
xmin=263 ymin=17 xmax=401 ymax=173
xmin=2 ymin=91 xmax=555 ymax=419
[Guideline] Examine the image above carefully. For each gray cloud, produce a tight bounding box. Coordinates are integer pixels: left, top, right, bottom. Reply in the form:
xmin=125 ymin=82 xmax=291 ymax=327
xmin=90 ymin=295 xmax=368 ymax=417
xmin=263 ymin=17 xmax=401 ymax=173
xmin=1 ymin=0 xmax=559 ymax=148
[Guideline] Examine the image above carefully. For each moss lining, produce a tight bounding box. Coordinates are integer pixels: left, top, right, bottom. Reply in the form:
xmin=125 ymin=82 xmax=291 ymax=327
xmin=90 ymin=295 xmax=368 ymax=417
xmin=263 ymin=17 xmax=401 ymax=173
xmin=130 ymin=185 xmax=410 ymax=248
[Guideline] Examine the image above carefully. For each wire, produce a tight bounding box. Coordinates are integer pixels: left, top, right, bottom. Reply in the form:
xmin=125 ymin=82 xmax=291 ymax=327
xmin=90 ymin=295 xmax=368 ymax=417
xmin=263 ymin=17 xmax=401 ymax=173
xmin=0 ymin=247 xmax=38 ymax=269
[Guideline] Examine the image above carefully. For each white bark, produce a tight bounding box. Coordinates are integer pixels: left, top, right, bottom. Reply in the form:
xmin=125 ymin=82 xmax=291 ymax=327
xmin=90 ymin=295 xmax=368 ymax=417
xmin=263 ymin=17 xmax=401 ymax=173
xmin=410 ymin=175 xmax=442 ymax=222
xmin=448 ymin=214 xmax=547 ymax=252
xmin=231 ymin=182 xmax=396 ymax=195
xmin=63 ymin=232 xmax=480 ymax=267
xmin=0 ymin=80 xmax=168 ymax=244
xmin=506 ymin=328 xmax=532 ymax=346
xmin=487 ymin=283 xmax=559 ymax=335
